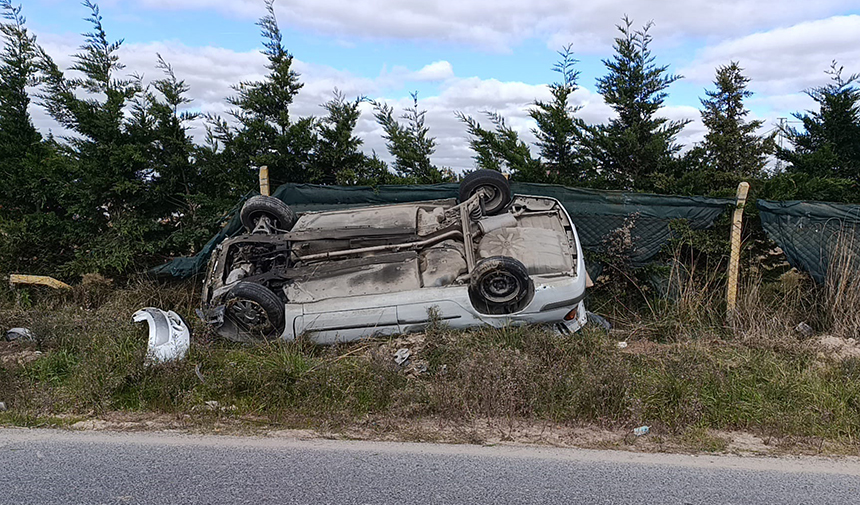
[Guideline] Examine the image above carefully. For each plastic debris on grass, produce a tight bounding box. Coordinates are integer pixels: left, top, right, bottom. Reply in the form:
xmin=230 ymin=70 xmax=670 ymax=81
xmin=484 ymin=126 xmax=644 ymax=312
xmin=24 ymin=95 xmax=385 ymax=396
xmin=132 ymin=308 xmax=190 ymax=365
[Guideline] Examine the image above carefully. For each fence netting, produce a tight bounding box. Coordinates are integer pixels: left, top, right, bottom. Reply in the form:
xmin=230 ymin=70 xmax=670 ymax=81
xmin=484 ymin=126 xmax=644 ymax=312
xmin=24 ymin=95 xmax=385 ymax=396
xmin=150 ymin=182 xmax=733 ymax=279
xmin=757 ymin=199 xmax=860 ymax=284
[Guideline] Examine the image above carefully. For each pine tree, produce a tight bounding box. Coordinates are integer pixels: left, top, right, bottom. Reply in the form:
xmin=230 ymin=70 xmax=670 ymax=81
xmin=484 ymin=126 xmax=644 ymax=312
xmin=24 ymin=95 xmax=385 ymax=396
xmin=372 ymin=92 xmax=448 ymax=183
xmin=456 ymin=110 xmax=542 ymax=179
xmin=588 ymin=17 xmax=689 ymax=191
xmin=313 ymin=89 xmax=365 ymax=184
xmin=671 ymin=62 xmax=774 ymax=195
xmin=35 ymin=1 xmax=212 ymax=273
xmin=699 ymin=62 xmax=773 ymax=177
xmin=38 ymin=1 xmax=147 ymax=225
xmin=777 ymin=61 xmax=860 ymax=184
xmin=0 ymin=0 xmax=76 ymax=275
xmin=0 ymin=0 xmax=44 ymax=215
xmin=225 ymin=0 xmax=316 ymax=186
xmin=529 ymin=45 xmax=591 ymax=184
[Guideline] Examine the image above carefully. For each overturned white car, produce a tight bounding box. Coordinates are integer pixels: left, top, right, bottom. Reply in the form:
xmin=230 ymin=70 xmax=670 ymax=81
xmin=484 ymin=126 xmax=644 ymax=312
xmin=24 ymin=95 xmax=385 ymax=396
xmin=199 ymin=170 xmax=588 ymax=343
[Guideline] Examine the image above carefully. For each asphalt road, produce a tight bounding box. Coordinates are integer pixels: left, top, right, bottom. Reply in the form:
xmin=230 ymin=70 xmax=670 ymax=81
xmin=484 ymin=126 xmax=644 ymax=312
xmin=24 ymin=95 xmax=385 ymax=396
xmin=1 ymin=429 xmax=859 ymax=505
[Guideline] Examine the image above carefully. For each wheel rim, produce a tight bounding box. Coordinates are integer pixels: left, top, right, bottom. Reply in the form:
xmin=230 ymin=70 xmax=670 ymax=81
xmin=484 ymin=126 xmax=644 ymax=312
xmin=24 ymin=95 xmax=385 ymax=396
xmin=479 ymin=270 xmax=521 ymax=304
xmin=474 ymin=185 xmax=503 ymax=211
xmin=227 ymin=299 xmax=272 ymax=332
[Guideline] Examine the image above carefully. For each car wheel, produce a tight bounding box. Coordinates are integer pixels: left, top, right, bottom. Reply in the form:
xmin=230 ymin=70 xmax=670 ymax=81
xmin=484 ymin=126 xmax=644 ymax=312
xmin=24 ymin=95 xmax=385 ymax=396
xmin=240 ymin=195 xmax=297 ymax=234
xmin=458 ymin=169 xmax=512 ymax=216
xmin=469 ymin=256 xmax=533 ymax=314
xmin=222 ymin=282 xmax=285 ymax=341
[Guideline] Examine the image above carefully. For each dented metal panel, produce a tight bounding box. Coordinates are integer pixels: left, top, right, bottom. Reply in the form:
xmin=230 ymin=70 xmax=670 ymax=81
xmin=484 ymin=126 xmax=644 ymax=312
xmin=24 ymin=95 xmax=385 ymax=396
xmin=293 ymin=205 xmax=418 ymax=235
xmin=286 ymin=253 xmax=421 ymax=303
xmin=200 ymin=186 xmax=590 ymax=344
xmin=478 ymin=227 xmax=573 ymax=275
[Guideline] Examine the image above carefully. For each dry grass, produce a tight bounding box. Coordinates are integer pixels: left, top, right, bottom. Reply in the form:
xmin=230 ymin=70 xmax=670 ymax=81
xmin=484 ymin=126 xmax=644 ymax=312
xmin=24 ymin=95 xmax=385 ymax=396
xmin=823 ymin=230 xmax=860 ymax=339
xmin=2 ymin=246 xmax=860 ymax=453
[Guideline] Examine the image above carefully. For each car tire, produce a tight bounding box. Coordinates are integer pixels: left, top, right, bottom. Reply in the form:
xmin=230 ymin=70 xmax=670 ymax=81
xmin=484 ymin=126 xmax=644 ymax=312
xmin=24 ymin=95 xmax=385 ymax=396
xmin=469 ymin=256 xmax=533 ymax=314
xmin=222 ymin=282 xmax=285 ymax=341
xmin=458 ymin=169 xmax=513 ymax=216
xmin=240 ymin=195 xmax=297 ymax=234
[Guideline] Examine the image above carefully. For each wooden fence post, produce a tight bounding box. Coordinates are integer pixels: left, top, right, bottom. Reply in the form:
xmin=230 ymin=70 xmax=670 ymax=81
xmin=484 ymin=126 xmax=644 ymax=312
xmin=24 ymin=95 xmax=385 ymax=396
xmin=727 ymin=181 xmax=750 ymax=313
xmin=259 ymin=166 xmax=270 ymax=197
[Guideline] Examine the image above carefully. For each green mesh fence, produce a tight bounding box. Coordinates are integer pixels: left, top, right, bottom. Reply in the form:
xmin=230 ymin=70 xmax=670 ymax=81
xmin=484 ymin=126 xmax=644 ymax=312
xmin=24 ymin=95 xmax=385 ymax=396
xmin=757 ymin=199 xmax=860 ymax=284
xmin=150 ymin=182 xmax=733 ymax=279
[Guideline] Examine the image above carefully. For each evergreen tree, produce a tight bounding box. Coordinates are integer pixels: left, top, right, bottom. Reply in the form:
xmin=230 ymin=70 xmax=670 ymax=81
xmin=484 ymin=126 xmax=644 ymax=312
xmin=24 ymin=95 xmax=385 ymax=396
xmin=0 ymin=0 xmax=39 ymax=172
xmin=588 ymin=17 xmax=689 ymax=191
xmin=38 ymin=1 xmax=145 ymax=222
xmin=698 ymin=62 xmax=773 ymax=177
xmin=529 ymin=45 xmax=591 ymax=184
xmin=335 ymin=152 xmax=402 ymax=186
xmin=36 ymin=2 xmax=211 ymax=273
xmin=372 ymin=92 xmax=449 ymax=183
xmin=313 ymin=89 xmax=365 ymax=184
xmin=0 ymin=0 xmax=76 ymax=275
xmin=671 ymin=62 xmax=774 ymax=195
xmin=456 ymin=110 xmax=543 ymax=179
xmin=225 ymin=0 xmax=316 ymax=187
xmin=137 ymin=55 xmax=216 ymax=256
xmin=777 ymin=62 xmax=860 ymax=184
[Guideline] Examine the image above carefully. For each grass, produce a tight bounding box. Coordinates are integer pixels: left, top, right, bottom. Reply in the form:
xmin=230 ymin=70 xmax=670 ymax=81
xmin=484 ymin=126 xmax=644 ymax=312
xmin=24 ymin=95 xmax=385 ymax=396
xmin=2 ymin=240 xmax=860 ymax=454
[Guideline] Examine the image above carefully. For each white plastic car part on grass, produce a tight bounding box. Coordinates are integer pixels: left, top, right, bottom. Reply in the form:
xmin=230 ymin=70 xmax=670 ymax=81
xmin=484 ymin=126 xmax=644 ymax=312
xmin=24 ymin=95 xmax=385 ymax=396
xmin=132 ymin=308 xmax=190 ymax=365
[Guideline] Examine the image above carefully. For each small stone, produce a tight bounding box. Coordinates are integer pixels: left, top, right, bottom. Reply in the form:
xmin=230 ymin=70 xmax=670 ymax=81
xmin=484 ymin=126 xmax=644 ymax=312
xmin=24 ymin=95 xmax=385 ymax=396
xmin=617 ymin=341 xmax=628 ymax=349
xmin=0 ymin=402 xmax=7 ymax=411
xmin=795 ymin=322 xmax=814 ymax=338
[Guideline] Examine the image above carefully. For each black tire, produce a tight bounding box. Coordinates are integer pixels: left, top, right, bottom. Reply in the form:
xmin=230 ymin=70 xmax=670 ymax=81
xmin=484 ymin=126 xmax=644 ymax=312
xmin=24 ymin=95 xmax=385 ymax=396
xmin=240 ymin=195 xmax=297 ymax=234
xmin=469 ymin=256 xmax=533 ymax=314
xmin=222 ymin=282 xmax=285 ymax=341
xmin=458 ymin=169 xmax=513 ymax=216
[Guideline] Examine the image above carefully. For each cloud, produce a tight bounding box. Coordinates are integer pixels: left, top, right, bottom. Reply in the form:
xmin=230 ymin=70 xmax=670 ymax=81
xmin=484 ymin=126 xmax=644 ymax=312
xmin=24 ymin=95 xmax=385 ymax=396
xmin=679 ymin=15 xmax=860 ymax=95
xmin=30 ymin=36 xmax=565 ymax=172
xmin=129 ymin=0 xmax=855 ymax=53
xmin=26 ymin=28 xmax=777 ymax=174
xmin=411 ymin=61 xmax=454 ymax=82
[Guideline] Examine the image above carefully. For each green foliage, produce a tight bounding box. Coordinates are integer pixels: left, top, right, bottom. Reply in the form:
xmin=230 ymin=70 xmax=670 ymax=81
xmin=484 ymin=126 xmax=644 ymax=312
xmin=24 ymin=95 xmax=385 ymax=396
xmin=529 ymin=45 xmax=592 ymax=184
xmin=777 ymin=62 xmax=860 ymax=187
xmin=587 ymin=17 xmax=690 ymax=191
xmin=2 ymin=1 xmax=859 ymax=282
xmin=455 ymin=110 xmax=542 ymax=178
xmin=222 ymin=0 xmax=315 ymax=186
xmin=699 ymin=62 xmax=774 ymax=178
xmin=313 ymin=89 xmax=366 ymax=184
xmin=372 ymin=92 xmax=451 ymax=183
xmin=666 ymin=63 xmax=775 ymax=196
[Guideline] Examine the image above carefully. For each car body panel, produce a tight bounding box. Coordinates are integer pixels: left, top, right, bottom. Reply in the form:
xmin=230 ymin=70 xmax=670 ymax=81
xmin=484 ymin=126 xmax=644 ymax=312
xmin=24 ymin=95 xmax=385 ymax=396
xmin=201 ymin=191 xmax=589 ymax=343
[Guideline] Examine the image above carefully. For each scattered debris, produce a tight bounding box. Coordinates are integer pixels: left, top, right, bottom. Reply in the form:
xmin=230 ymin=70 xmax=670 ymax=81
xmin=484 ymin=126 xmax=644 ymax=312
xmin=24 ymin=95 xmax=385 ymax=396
xmin=5 ymin=327 xmax=34 ymax=342
xmin=394 ymin=348 xmax=412 ymax=366
xmin=202 ymin=400 xmax=237 ymax=413
xmin=9 ymin=274 xmax=71 ymax=290
xmin=795 ymin=322 xmax=814 ymax=338
xmin=616 ymin=341 xmax=628 ymax=349
xmin=132 ymin=308 xmax=190 ymax=365
xmin=195 ymin=363 xmax=206 ymax=383
xmin=0 ymin=402 xmax=7 ymax=412
xmin=633 ymin=426 xmax=650 ymax=437
xmin=412 ymin=360 xmax=429 ymax=374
